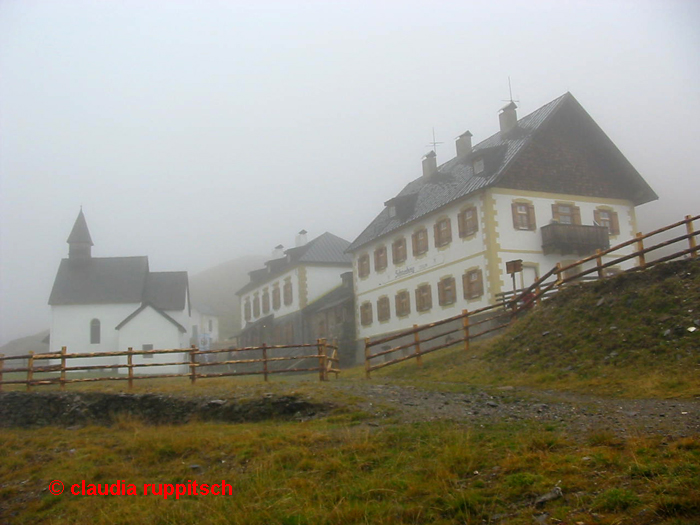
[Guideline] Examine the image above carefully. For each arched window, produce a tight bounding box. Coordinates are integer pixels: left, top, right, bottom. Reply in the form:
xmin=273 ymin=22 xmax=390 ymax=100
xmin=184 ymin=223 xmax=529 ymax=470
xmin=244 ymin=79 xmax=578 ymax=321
xmin=90 ymin=319 xmax=101 ymax=344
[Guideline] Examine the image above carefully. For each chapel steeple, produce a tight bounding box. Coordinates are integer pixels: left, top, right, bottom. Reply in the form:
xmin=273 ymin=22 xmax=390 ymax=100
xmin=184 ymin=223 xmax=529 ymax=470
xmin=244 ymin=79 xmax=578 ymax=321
xmin=67 ymin=208 xmax=93 ymax=260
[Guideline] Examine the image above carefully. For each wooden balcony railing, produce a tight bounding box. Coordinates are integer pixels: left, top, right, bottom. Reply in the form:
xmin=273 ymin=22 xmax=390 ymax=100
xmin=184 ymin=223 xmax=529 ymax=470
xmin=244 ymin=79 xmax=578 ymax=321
xmin=541 ymin=223 xmax=610 ymax=255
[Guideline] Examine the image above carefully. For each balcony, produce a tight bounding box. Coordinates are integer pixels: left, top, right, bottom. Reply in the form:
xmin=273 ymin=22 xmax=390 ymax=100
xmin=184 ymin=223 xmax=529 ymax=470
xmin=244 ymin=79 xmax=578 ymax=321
xmin=541 ymin=223 xmax=610 ymax=256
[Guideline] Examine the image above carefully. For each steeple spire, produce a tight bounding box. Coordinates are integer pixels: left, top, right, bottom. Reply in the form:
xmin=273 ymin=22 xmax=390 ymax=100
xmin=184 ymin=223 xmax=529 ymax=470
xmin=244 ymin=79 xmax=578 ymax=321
xmin=67 ymin=208 xmax=93 ymax=260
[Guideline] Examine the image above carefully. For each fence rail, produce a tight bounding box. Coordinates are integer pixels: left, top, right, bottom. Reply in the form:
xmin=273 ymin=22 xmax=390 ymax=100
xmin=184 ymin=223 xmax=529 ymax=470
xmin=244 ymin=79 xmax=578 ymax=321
xmin=0 ymin=338 xmax=340 ymax=391
xmin=364 ymin=213 xmax=699 ymax=377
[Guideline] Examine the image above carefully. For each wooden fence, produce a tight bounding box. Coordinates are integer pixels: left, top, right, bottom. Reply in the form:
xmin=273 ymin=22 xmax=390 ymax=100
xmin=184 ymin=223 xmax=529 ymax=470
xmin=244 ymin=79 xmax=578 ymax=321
xmin=364 ymin=214 xmax=699 ymax=377
xmin=0 ymin=339 xmax=340 ymax=391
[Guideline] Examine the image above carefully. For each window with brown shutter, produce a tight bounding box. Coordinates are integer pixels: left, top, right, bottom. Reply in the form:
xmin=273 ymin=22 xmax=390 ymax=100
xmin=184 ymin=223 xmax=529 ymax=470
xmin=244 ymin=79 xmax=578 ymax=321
xmin=395 ymin=290 xmax=410 ymax=317
xmin=262 ymin=289 xmax=270 ymax=314
xmin=244 ymin=299 xmax=251 ymax=321
xmin=392 ymin=237 xmax=407 ymax=264
xmin=374 ymin=246 xmax=388 ymax=271
xmin=458 ymin=206 xmax=478 ymax=237
xmin=283 ymin=279 xmax=293 ymax=306
xmin=415 ymin=283 xmax=432 ymax=312
xmin=438 ymin=276 xmax=456 ymax=306
xmin=360 ymin=302 xmax=373 ymax=326
xmin=253 ymin=294 xmax=260 ymax=317
xmin=463 ymin=269 xmax=484 ymax=299
xmin=512 ymin=202 xmax=536 ymax=231
xmin=272 ymin=285 xmax=281 ymax=310
xmin=412 ymin=228 xmax=429 ymax=256
xmin=377 ymin=296 xmax=390 ymax=322
xmin=594 ymin=208 xmax=620 ymax=235
xmin=552 ymin=203 xmax=581 ymax=225
xmin=358 ymin=254 xmax=370 ymax=278
xmin=434 ymin=218 xmax=452 ymax=247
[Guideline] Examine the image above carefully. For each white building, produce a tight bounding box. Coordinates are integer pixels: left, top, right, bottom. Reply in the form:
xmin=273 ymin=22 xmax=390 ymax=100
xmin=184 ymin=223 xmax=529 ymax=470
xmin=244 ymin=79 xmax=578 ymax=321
xmin=236 ymin=231 xmax=353 ymax=347
xmin=48 ymin=210 xmax=194 ymax=374
xmin=346 ymin=93 xmax=657 ymax=348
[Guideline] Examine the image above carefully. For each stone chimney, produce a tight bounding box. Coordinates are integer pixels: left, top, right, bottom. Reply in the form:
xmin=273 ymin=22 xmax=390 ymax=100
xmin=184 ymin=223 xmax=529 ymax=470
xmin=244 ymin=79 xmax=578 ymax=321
xmin=422 ymin=150 xmax=437 ymax=178
xmin=456 ymin=130 xmax=472 ymax=159
xmin=295 ymin=229 xmax=308 ymax=247
xmin=272 ymin=244 xmax=284 ymax=258
xmin=499 ymin=101 xmax=518 ymax=134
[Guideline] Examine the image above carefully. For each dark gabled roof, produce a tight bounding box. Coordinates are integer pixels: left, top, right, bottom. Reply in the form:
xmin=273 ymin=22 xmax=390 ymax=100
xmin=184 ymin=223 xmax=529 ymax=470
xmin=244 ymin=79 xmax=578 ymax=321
xmin=236 ymin=232 xmax=352 ymax=296
xmin=144 ymin=272 xmax=189 ymax=311
xmin=49 ymin=256 xmax=149 ymax=305
xmin=115 ymin=303 xmax=187 ymax=333
xmin=347 ymin=92 xmax=657 ymax=252
xmin=67 ymin=209 xmax=93 ymax=246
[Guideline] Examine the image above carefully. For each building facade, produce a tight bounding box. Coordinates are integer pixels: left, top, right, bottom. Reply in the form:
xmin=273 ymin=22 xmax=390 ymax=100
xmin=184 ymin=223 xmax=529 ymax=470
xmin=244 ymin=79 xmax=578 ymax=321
xmin=347 ymin=93 xmax=657 ymax=352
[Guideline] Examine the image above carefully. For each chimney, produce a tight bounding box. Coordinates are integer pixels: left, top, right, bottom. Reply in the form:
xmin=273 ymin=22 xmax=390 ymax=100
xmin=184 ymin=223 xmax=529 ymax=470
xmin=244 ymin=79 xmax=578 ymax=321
xmin=272 ymin=244 xmax=284 ymax=258
xmin=499 ymin=101 xmax=518 ymax=134
xmin=422 ymin=150 xmax=437 ymax=178
xmin=295 ymin=229 xmax=308 ymax=247
xmin=456 ymin=130 xmax=472 ymax=159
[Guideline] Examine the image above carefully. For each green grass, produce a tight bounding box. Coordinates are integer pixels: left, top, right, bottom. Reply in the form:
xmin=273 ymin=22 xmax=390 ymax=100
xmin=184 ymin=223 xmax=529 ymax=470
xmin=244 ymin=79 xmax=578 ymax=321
xmin=1 ymin=417 xmax=699 ymax=524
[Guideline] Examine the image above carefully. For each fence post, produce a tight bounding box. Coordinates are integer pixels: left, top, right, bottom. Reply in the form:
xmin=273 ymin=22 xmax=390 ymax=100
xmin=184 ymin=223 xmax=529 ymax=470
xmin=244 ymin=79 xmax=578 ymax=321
xmin=60 ymin=346 xmax=67 ymax=391
xmin=364 ymin=338 xmax=371 ymax=379
xmin=555 ymin=263 xmax=563 ymax=287
xmin=189 ymin=345 xmax=197 ymax=385
xmin=317 ymin=339 xmax=325 ymax=382
xmin=462 ymin=310 xmax=470 ymax=353
xmin=687 ymin=215 xmax=697 ymax=258
xmin=127 ymin=347 xmax=134 ymax=390
xmin=595 ymin=249 xmax=604 ymax=279
xmin=413 ymin=325 xmax=423 ymax=367
xmin=0 ymin=354 xmax=4 ymax=392
xmin=535 ymin=285 xmax=542 ymax=307
xmin=636 ymin=232 xmax=646 ymax=268
xmin=322 ymin=338 xmax=329 ymax=381
xmin=27 ymin=351 xmax=34 ymax=392
xmin=262 ymin=344 xmax=268 ymax=382
xmin=332 ymin=339 xmax=339 ymax=379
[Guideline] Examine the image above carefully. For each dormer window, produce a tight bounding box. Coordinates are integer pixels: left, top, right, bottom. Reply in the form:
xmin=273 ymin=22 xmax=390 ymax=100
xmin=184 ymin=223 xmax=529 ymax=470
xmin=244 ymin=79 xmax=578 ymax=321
xmin=387 ymin=205 xmax=397 ymax=218
xmin=473 ymin=158 xmax=485 ymax=175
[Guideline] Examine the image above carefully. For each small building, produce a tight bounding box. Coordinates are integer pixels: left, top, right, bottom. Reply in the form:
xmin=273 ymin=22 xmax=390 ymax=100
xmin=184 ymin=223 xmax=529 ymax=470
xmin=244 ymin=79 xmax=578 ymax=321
xmin=48 ymin=210 xmax=194 ymax=373
xmin=346 ymin=92 xmax=657 ymax=357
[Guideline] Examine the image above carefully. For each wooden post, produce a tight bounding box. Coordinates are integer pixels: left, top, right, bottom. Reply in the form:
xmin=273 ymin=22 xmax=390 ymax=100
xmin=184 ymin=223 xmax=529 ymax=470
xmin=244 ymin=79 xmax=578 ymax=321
xmin=687 ymin=215 xmax=697 ymax=258
xmin=364 ymin=338 xmax=371 ymax=379
xmin=413 ymin=325 xmax=423 ymax=367
xmin=60 ymin=346 xmax=67 ymax=391
xmin=555 ymin=263 xmax=563 ymax=287
xmin=322 ymin=338 xmax=329 ymax=381
xmin=636 ymin=232 xmax=646 ymax=268
xmin=535 ymin=285 xmax=542 ymax=307
xmin=127 ymin=347 xmax=134 ymax=390
xmin=262 ymin=344 xmax=268 ymax=382
xmin=0 ymin=354 xmax=4 ymax=392
xmin=317 ymin=339 xmax=325 ymax=382
xmin=189 ymin=345 xmax=197 ymax=385
xmin=595 ymin=249 xmax=604 ymax=279
xmin=27 ymin=351 xmax=34 ymax=392
xmin=462 ymin=310 xmax=470 ymax=353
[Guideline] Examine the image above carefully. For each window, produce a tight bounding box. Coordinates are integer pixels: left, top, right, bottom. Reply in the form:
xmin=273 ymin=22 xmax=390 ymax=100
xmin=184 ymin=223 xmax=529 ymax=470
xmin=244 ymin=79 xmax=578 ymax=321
xmin=512 ymin=202 xmax=536 ymax=231
xmin=360 ymin=302 xmax=373 ymax=326
xmin=142 ymin=344 xmax=153 ymax=359
xmin=395 ymin=290 xmax=411 ymax=317
xmin=438 ymin=276 xmax=457 ymax=306
xmin=272 ymin=284 xmax=281 ymax=310
xmin=90 ymin=319 xmax=100 ymax=344
xmin=458 ymin=206 xmax=479 ymax=237
xmin=434 ymin=218 xmax=452 ymax=247
xmin=358 ymin=253 xmax=370 ymax=278
xmin=262 ymin=289 xmax=270 ymax=314
xmin=412 ymin=228 xmax=429 ymax=256
xmin=283 ymin=279 xmax=293 ymax=306
xmin=594 ymin=208 xmax=620 ymax=235
xmin=244 ymin=299 xmax=251 ymax=321
xmin=415 ymin=284 xmax=432 ymax=312
xmin=473 ymin=158 xmax=485 ymax=174
xmin=552 ymin=203 xmax=581 ymax=225
xmin=374 ymin=246 xmax=388 ymax=271
xmin=463 ymin=269 xmax=484 ymax=299
xmin=253 ymin=294 xmax=260 ymax=317
xmin=377 ymin=296 xmax=390 ymax=322
xmin=392 ymin=237 xmax=407 ymax=264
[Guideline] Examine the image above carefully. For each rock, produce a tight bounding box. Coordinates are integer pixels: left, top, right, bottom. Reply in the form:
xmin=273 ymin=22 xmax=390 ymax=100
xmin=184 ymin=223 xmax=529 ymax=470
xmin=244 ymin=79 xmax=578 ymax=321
xmin=663 ymin=329 xmax=672 ymax=337
xmin=535 ymin=486 xmax=563 ymax=507
xmin=542 ymin=331 xmax=550 ymax=337
xmin=596 ymin=298 xmax=605 ymax=307
xmin=486 ymin=401 xmax=499 ymax=408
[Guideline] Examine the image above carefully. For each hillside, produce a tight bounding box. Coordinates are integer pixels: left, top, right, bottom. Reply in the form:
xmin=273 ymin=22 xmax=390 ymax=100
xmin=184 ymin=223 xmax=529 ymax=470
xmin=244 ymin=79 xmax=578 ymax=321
xmin=0 ymin=329 xmax=49 ymax=359
xmin=188 ymin=255 xmax=266 ymax=340
xmin=382 ymin=257 xmax=700 ymax=398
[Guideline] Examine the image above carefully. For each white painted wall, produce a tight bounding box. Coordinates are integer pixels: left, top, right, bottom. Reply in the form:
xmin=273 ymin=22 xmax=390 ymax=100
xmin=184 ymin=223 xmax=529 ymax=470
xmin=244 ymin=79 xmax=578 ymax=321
xmin=305 ymin=266 xmax=349 ymax=305
xmin=240 ymin=267 xmax=300 ymax=327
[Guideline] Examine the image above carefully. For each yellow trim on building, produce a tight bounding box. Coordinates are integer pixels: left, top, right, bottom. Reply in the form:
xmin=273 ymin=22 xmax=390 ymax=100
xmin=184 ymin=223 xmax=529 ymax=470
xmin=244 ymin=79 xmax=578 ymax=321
xmin=483 ymin=189 xmax=504 ymax=302
xmin=490 ymin=187 xmax=633 ymax=206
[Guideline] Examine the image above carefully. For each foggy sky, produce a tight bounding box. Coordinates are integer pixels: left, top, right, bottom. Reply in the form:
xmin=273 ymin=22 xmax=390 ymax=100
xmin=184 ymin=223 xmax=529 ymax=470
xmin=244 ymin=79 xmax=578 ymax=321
xmin=1 ymin=0 xmax=699 ymax=344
